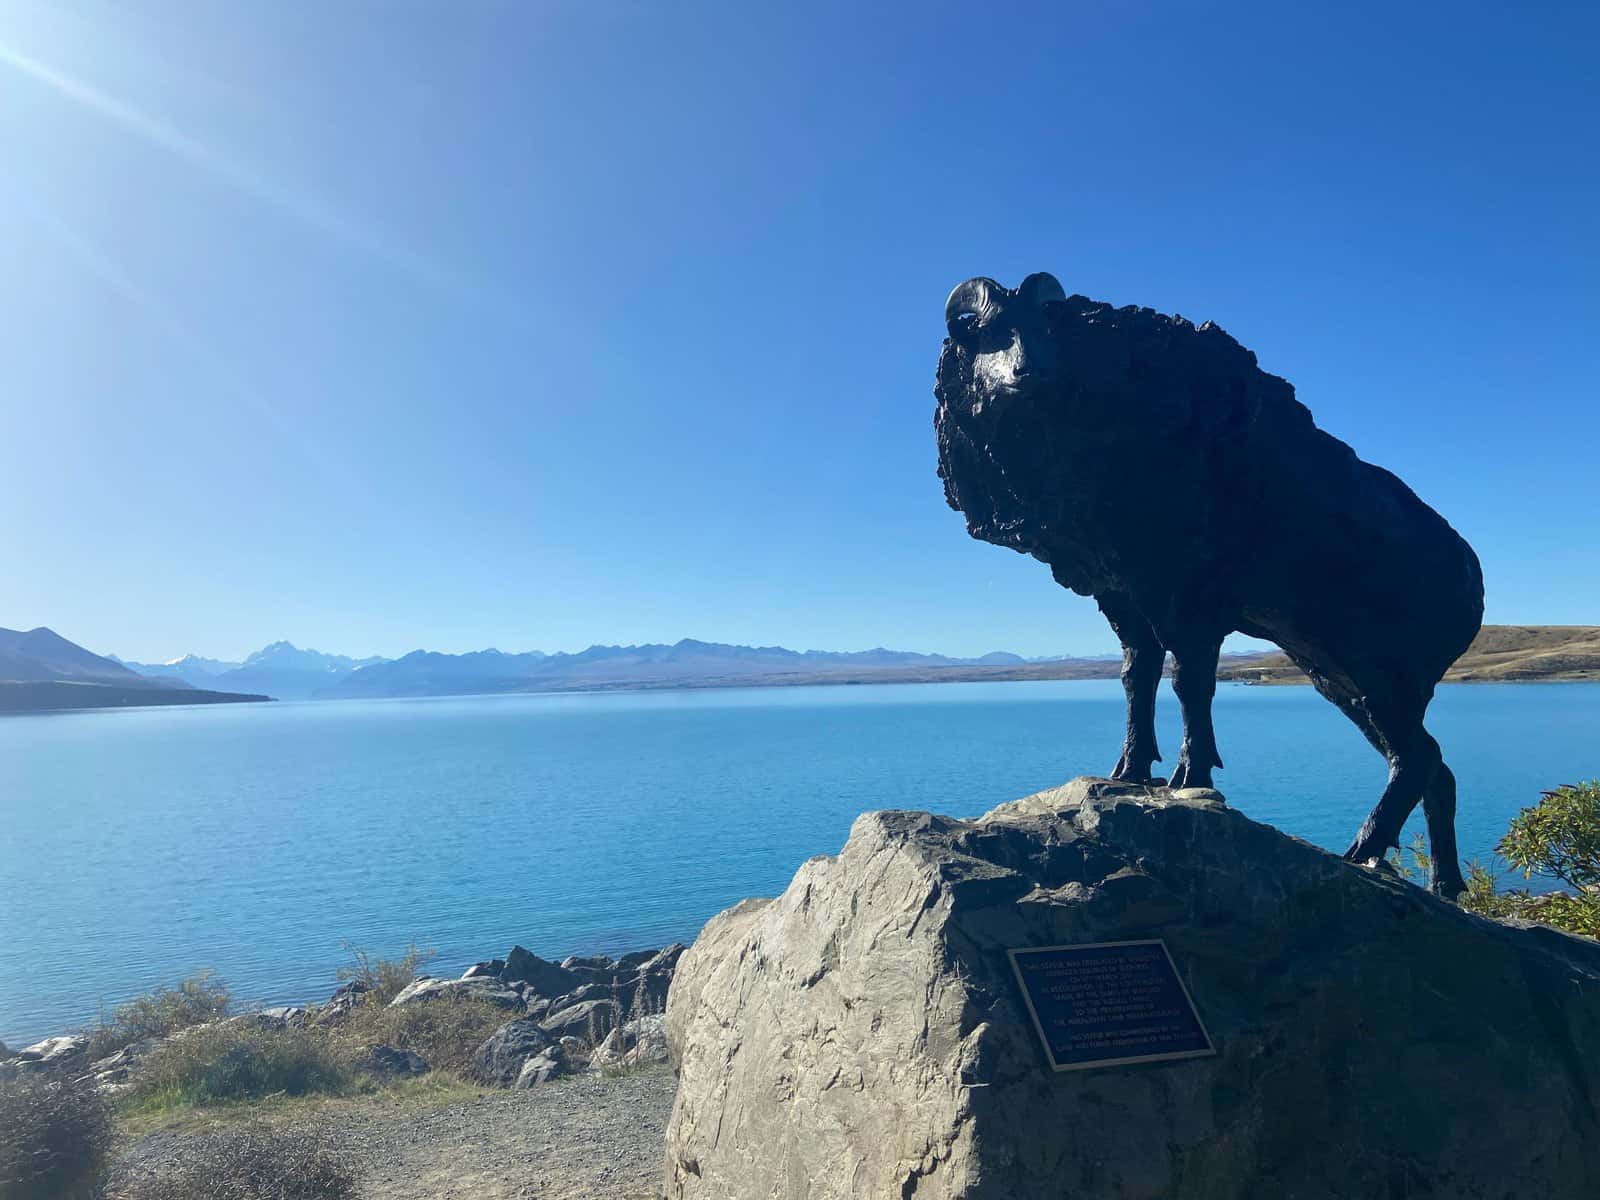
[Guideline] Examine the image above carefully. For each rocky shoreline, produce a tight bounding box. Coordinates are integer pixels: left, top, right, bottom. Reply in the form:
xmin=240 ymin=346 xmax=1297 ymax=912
xmin=1 ymin=941 xmax=686 ymax=1095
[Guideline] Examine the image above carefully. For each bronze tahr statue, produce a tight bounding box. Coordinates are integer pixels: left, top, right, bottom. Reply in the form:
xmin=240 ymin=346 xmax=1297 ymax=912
xmin=934 ymin=272 xmax=1484 ymax=897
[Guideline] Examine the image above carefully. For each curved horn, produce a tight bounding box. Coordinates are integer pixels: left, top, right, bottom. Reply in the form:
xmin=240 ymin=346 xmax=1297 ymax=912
xmin=1018 ymin=271 xmax=1066 ymax=307
xmin=944 ymin=277 xmax=1004 ymax=338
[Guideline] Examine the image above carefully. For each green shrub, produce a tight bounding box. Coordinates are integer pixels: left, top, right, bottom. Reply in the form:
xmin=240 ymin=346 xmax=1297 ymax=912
xmin=0 ymin=1070 xmax=114 ymax=1200
xmin=1498 ymin=781 xmax=1600 ymax=892
xmin=83 ymin=971 xmax=232 ymax=1061
xmin=126 ymin=1023 xmax=353 ymax=1109
xmin=334 ymin=941 xmax=436 ymax=1006
xmin=1459 ymin=781 xmax=1600 ymax=938
xmin=332 ymin=994 xmax=507 ymax=1075
xmin=107 ymin=1126 xmax=356 ymax=1200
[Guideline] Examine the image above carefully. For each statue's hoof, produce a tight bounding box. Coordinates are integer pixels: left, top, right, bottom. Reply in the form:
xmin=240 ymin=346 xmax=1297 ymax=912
xmin=1110 ymin=759 xmax=1159 ymax=786
xmin=1167 ymin=765 xmax=1213 ymax=790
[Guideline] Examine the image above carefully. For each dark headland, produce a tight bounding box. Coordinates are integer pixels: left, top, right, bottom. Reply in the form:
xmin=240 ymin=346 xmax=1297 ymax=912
xmin=0 ymin=680 xmax=269 ymax=713
xmin=0 ymin=626 xmax=269 ymax=713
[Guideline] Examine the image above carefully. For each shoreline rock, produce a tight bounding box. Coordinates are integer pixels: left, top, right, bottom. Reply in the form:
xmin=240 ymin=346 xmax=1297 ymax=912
xmin=664 ymin=777 xmax=1600 ymax=1199
xmin=2 ymin=940 xmax=683 ymax=1097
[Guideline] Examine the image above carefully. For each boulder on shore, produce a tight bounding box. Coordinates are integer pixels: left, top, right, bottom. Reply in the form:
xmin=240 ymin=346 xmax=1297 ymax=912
xmin=388 ymin=976 xmax=523 ymax=1010
xmin=359 ymin=1043 xmax=429 ymax=1078
xmin=663 ymin=777 xmax=1600 ymax=1200
xmin=310 ymin=979 xmax=371 ymax=1026
xmin=15 ymin=1034 xmax=88 ymax=1068
xmin=502 ymin=946 xmax=578 ymax=997
xmin=472 ymin=1017 xmax=557 ymax=1087
xmin=590 ymin=1014 xmax=670 ymax=1074
xmin=540 ymin=998 xmax=621 ymax=1042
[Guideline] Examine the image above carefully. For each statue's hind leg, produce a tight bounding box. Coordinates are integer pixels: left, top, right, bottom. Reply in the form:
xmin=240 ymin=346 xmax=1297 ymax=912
xmin=1321 ymin=682 xmax=1462 ymax=894
xmin=1167 ymin=637 xmax=1224 ymax=789
xmin=1422 ymin=762 xmax=1466 ymax=899
xmin=1343 ymin=712 xmax=1441 ymax=868
xmin=1098 ymin=593 xmax=1163 ymax=784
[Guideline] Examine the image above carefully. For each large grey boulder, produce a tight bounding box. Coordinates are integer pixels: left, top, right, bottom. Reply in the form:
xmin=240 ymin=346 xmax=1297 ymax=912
xmin=664 ymin=777 xmax=1600 ymax=1200
xmin=358 ymin=1043 xmax=429 ymax=1078
xmin=387 ymin=976 xmax=523 ymax=1010
xmin=540 ymin=998 xmax=622 ymax=1043
xmin=14 ymin=1034 xmax=88 ymax=1071
xmin=472 ymin=1017 xmax=553 ymax=1086
xmin=78 ymin=1036 xmax=158 ymax=1093
xmin=590 ymin=1014 xmax=670 ymax=1074
xmin=309 ymin=979 xmax=371 ymax=1025
xmin=514 ymin=1043 xmax=572 ymax=1088
xmin=502 ymin=946 xmax=578 ymax=998
xmin=546 ymin=944 xmax=686 ymax=1017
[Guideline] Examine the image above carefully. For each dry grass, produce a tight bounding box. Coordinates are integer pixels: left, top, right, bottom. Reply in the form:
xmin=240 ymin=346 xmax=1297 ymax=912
xmin=120 ymin=1023 xmax=356 ymax=1118
xmin=0 ymin=1071 xmax=114 ymax=1200
xmin=107 ymin=1126 xmax=356 ymax=1200
xmin=117 ymin=1073 xmax=485 ymax=1138
xmin=328 ymin=994 xmax=513 ymax=1075
xmin=335 ymin=942 xmax=437 ymax=1006
xmin=80 ymin=971 xmax=233 ymax=1062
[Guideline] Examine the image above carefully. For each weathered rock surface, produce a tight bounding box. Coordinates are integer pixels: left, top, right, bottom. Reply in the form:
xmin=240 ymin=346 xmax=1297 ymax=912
xmin=514 ymin=1044 xmax=572 ymax=1088
xmin=78 ymin=1037 xmax=158 ymax=1093
xmin=590 ymin=1014 xmax=670 ymax=1074
xmin=18 ymin=1033 xmax=88 ymax=1065
xmin=472 ymin=1017 xmax=557 ymax=1087
xmin=359 ymin=1043 xmax=430 ymax=1078
xmin=663 ymin=777 xmax=1600 ymax=1200
xmin=388 ymin=976 xmax=524 ymax=1010
xmin=540 ymin=998 xmax=621 ymax=1042
xmin=310 ymin=978 xmax=371 ymax=1025
xmin=254 ymin=1004 xmax=308 ymax=1027
xmin=503 ymin=946 xmax=579 ymax=997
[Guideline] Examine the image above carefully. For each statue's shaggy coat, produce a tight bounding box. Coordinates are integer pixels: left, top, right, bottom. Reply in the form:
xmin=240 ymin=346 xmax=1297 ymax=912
xmin=934 ymin=274 xmax=1483 ymax=894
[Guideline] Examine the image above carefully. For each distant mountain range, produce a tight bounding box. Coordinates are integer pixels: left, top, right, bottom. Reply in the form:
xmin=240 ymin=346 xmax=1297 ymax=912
xmin=122 ymin=642 xmax=389 ymax=701
xmin=9 ymin=622 xmax=1589 ymax=714
xmin=115 ymin=637 xmax=1120 ymax=700
xmin=0 ymin=628 xmax=268 ymax=713
xmin=112 ymin=652 xmax=241 ymax=680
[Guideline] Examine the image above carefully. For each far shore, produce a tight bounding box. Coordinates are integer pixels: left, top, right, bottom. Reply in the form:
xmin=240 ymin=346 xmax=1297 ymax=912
xmin=8 ymin=655 xmax=1600 ymax=714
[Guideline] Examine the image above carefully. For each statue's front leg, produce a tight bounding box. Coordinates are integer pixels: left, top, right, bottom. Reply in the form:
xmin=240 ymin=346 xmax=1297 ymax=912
xmin=1167 ymin=638 xmax=1224 ymax=789
xmin=1098 ymin=594 xmax=1163 ymax=784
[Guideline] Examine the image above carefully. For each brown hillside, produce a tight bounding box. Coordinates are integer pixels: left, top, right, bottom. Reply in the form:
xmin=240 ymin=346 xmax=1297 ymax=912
xmin=1216 ymin=625 xmax=1600 ymax=685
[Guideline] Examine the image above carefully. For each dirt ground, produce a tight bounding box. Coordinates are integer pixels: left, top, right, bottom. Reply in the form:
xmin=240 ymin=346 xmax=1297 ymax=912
xmin=114 ymin=1065 xmax=678 ymax=1200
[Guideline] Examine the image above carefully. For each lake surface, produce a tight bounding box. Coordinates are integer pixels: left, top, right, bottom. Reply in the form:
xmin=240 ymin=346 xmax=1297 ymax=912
xmin=3 ymin=679 xmax=1597 ymax=1044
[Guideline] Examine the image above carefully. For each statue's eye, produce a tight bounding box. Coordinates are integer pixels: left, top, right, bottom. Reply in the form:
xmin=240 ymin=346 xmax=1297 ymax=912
xmin=978 ymin=324 xmax=1012 ymax=351
xmin=949 ymin=312 xmax=982 ymax=345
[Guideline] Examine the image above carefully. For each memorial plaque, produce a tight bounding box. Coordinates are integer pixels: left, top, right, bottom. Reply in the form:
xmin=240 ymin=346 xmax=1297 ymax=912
xmin=1008 ymin=940 xmax=1215 ymax=1071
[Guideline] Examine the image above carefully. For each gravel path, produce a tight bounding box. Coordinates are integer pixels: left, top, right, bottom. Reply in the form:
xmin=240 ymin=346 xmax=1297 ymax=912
xmin=116 ymin=1066 xmax=678 ymax=1200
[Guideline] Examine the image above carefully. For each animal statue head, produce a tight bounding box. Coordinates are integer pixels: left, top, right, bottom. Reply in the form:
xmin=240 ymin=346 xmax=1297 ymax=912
xmin=934 ymin=271 xmax=1292 ymax=595
xmin=941 ymin=272 xmax=1067 ymax=414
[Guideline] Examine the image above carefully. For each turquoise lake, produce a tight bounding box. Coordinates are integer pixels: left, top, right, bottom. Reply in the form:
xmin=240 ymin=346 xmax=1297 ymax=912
xmin=3 ymin=679 xmax=1597 ymax=1044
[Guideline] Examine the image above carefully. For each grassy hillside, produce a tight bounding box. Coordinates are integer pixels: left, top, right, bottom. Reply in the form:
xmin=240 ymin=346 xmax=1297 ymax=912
xmin=1217 ymin=626 xmax=1600 ymax=685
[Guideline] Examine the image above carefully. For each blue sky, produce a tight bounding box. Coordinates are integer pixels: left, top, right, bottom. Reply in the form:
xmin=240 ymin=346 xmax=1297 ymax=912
xmin=2 ymin=1 xmax=1595 ymax=662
